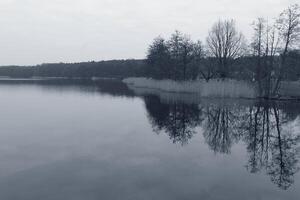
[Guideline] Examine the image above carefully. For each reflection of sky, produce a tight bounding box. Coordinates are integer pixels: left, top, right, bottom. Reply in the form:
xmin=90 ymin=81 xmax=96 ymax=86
xmin=0 ymin=83 xmax=299 ymax=200
xmin=287 ymin=116 xmax=300 ymax=134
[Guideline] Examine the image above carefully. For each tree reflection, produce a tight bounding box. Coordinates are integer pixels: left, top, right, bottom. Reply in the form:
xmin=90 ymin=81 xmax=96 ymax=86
xmin=242 ymin=102 xmax=300 ymax=189
xmin=202 ymin=104 xmax=244 ymax=154
xmin=144 ymin=95 xmax=203 ymax=145
xmin=143 ymin=95 xmax=300 ymax=189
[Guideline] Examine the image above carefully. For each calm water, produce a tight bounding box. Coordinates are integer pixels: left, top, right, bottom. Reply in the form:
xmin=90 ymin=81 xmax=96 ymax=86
xmin=0 ymin=79 xmax=299 ymax=200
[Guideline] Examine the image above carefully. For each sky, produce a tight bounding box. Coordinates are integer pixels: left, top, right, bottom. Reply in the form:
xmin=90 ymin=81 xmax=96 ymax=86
xmin=0 ymin=0 xmax=298 ymax=66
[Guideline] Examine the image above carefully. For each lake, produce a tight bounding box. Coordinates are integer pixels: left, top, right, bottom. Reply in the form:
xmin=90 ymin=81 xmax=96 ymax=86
xmin=0 ymin=79 xmax=299 ymax=200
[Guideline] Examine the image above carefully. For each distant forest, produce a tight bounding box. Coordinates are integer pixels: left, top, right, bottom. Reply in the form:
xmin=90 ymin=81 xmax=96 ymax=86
xmin=0 ymin=59 xmax=146 ymax=79
xmin=0 ymin=52 xmax=299 ymax=81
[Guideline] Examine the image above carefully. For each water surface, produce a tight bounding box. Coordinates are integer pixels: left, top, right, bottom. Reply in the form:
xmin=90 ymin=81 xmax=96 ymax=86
xmin=0 ymin=79 xmax=299 ymax=200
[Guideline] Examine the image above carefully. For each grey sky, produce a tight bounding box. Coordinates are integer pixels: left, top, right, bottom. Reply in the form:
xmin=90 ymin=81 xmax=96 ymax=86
xmin=0 ymin=0 xmax=298 ymax=65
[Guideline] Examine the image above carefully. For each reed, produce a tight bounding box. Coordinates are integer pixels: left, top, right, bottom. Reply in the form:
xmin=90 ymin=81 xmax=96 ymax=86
xmin=123 ymin=77 xmax=256 ymax=98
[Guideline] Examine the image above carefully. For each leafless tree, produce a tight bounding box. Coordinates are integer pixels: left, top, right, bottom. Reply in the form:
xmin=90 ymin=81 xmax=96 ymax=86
xmin=273 ymin=4 xmax=300 ymax=95
xmin=206 ymin=19 xmax=245 ymax=78
xmin=198 ymin=57 xmax=218 ymax=82
xmin=251 ymin=18 xmax=266 ymax=96
xmin=251 ymin=18 xmax=280 ymax=98
xmin=190 ymin=41 xmax=217 ymax=81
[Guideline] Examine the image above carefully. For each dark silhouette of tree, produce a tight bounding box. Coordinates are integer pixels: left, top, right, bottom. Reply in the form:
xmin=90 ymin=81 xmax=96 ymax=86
xmin=167 ymin=31 xmax=196 ymax=80
xmin=273 ymin=4 xmax=300 ymax=94
xmin=146 ymin=31 xmax=206 ymax=81
xmin=251 ymin=18 xmax=280 ymax=97
xmin=206 ymin=19 xmax=245 ymax=79
xmin=190 ymin=40 xmax=206 ymax=80
xmin=249 ymin=4 xmax=300 ymax=98
xmin=146 ymin=37 xmax=172 ymax=79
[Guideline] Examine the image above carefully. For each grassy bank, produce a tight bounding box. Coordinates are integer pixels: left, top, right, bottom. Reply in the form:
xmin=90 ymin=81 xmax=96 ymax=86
xmin=280 ymin=81 xmax=300 ymax=98
xmin=123 ymin=78 xmax=257 ymax=99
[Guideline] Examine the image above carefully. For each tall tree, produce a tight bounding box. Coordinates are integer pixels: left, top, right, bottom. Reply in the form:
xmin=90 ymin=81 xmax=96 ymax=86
xmin=273 ymin=4 xmax=300 ymax=94
xmin=251 ymin=18 xmax=280 ymax=97
xmin=146 ymin=31 xmax=203 ymax=81
xmin=146 ymin=36 xmax=171 ymax=79
xmin=206 ymin=19 xmax=245 ymax=78
xmin=167 ymin=30 xmax=194 ymax=80
xmin=191 ymin=41 xmax=217 ymax=81
xmin=251 ymin=18 xmax=265 ymax=95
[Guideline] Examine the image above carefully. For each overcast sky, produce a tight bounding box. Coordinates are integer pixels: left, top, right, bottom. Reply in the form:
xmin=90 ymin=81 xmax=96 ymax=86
xmin=0 ymin=0 xmax=298 ymax=65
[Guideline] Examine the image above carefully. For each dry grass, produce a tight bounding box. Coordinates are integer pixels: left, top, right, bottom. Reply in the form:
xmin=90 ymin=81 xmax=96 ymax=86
xmin=280 ymin=81 xmax=300 ymax=97
xmin=123 ymin=77 xmax=256 ymax=98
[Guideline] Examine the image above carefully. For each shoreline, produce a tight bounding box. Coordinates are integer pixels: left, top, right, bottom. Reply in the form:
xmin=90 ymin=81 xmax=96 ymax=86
xmin=0 ymin=76 xmax=299 ymax=101
xmin=124 ymin=77 xmax=300 ymax=101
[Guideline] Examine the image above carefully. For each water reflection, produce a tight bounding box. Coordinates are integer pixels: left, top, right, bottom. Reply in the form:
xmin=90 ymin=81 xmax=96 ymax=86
xmin=0 ymin=78 xmax=299 ymax=192
xmin=135 ymin=87 xmax=300 ymax=190
xmin=144 ymin=95 xmax=203 ymax=145
xmin=202 ymin=103 xmax=243 ymax=154
xmin=242 ymin=102 xmax=300 ymax=190
xmin=0 ymin=78 xmax=135 ymax=97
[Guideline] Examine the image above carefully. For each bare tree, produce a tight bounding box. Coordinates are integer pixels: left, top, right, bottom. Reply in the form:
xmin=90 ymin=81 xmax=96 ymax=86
xmin=251 ymin=18 xmax=280 ymax=98
xmin=273 ymin=4 xmax=300 ymax=95
xmin=251 ymin=18 xmax=266 ymax=96
xmin=198 ymin=57 xmax=218 ymax=82
xmin=265 ymin=25 xmax=280 ymax=97
xmin=206 ymin=19 xmax=245 ymax=78
xmin=190 ymin=41 xmax=213 ymax=81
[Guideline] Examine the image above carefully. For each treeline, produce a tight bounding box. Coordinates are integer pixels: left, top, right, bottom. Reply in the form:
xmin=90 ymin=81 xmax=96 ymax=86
xmin=145 ymin=4 xmax=300 ymax=97
xmin=1 ymin=52 xmax=298 ymax=82
xmin=146 ymin=31 xmax=300 ymax=82
xmin=0 ymin=59 xmax=146 ymax=78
